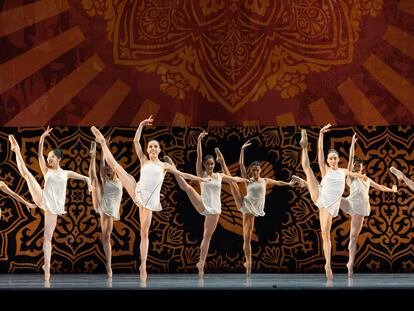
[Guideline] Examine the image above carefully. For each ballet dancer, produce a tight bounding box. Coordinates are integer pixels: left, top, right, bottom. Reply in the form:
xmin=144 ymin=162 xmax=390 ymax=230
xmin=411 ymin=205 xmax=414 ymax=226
xmin=215 ymin=140 xmax=297 ymax=276
xmin=89 ymin=138 xmax=123 ymax=278
xmin=91 ymin=116 xmax=208 ymax=281
xmin=298 ymin=124 xmax=366 ymax=280
xmin=164 ymin=130 xmax=248 ymax=278
xmin=9 ymin=127 xmax=93 ymax=281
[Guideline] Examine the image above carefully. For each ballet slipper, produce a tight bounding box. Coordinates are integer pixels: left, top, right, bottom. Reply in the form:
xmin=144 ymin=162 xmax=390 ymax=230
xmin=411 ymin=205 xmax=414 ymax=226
xmin=196 ymin=262 xmax=204 ymax=279
xmin=139 ymin=265 xmax=147 ymax=282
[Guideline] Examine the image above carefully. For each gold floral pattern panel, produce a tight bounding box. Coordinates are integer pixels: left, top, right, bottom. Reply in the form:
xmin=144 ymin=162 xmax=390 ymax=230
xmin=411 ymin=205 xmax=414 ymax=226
xmin=81 ymin=0 xmax=383 ymax=112
xmin=0 ymin=126 xmax=413 ymax=273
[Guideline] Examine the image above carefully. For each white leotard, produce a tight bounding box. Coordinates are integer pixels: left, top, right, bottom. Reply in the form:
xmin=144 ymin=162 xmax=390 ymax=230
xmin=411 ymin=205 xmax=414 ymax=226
xmin=99 ymin=179 xmax=123 ymax=220
xmin=341 ymin=177 xmax=371 ymax=216
xmin=315 ymin=168 xmax=346 ymax=217
xmin=41 ymin=169 xmax=68 ymax=215
xmin=200 ymin=173 xmax=222 ymax=216
xmin=134 ymin=162 xmax=164 ymax=211
xmin=239 ymin=178 xmax=266 ymax=217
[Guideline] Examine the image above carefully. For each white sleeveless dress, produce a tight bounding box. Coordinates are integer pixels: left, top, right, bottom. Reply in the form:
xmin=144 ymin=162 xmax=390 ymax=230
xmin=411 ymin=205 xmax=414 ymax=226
xmin=315 ymin=168 xmax=346 ymax=217
xmin=41 ymin=169 xmax=68 ymax=215
xmin=99 ymin=179 xmax=123 ymax=220
xmin=239 ymin=178 xmax=266 ymax=217
xmin=341 ymin=177 xmax=371 ymax=216
xmin=200 ymin=173 xmax=222 ymax=216
xmin=134 ymin=162 xmax=165 ymax=211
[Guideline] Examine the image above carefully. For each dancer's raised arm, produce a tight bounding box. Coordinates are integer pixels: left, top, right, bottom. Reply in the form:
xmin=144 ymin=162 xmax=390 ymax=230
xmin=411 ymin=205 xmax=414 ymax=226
xmin=196 ymin=131 xmax=208 ymax=177
xmin=348 ymin=133 xmax=358 ymax=171
xmin=99 ymin=136 xmax=111 ymax=184
xmin=133 ymin=116 xmax=154 ymax=164
xmin=239 ymin=140 xmax=251 ymax=178
xmin=318 ymin=124 xmax=332 ymax=177
xmin=221 ymin=174 xmax=248 ymax=184
xmin=38 ymin=126 xmax=53 ymax=175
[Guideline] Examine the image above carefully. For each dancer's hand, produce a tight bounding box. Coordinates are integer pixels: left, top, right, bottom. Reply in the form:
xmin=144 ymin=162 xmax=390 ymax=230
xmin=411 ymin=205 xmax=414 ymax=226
xmin=320 ymin=123 xmax=332 ymax=134
xmin=105 ymin=136 xmax=111 ymax=144
xmin=241 ymin=140 xmax=252 ymax=150
xmin=140 ymin=116 xmax=154 ymax=127
xmin=392 ymin=185 xmax=398 ymax=193
xmin=41 ymin=126 xmax=53 ymax=140
xmin=90 ymin=141 xmax=96 ymax=157
xmin=351 ymin=133 xmax=358 ymax=144
xmin=198 ymin=130 xmax=208 ymax=141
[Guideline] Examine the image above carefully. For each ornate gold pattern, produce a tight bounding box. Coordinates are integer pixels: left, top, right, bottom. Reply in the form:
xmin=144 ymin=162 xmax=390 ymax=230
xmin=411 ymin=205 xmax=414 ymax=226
xmin=82 ymin=0 xmax=383 ymax=112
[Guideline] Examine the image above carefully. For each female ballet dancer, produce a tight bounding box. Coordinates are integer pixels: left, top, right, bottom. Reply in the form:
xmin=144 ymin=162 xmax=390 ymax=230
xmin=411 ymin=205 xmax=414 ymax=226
xmin=296 ymin=133 xmax=397 ymax=277
xmin=91 ymin=116 xmax=208 ymax=281
xmin=0 ymin=181 xmax=37 ymax=220
xmin=215 ymin=140 xmax=297 ymax=276
xmin=340 ymin=133 xmax=397 ymax=277
xmin=8 ymin=127 xmax=93 ymax=281
xmin=163 ymin=130 xmax=248 ymax=278
xmin=299 ymin=124 xmax=366 ymax=280
xmin=390 ymin=166 xmax=414 ymax=191
xmin=88 ymin=138 xmax=123 ymax=278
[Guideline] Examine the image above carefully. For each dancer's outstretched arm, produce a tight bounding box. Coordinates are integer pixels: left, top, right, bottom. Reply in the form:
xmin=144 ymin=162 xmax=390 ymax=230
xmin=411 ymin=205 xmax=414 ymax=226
xmin=239 ymin=140 xmax=251 ymax=179
xmin=369 ymin=180 xmax=397 ymax=193
xmin=67 ymin=171 xmax=93 ymax=192
xmin=318 ymin=124 xmax=331 ymax=177
xmin=265 ymin=178 xmax=296 ymax=187
xmin=344 ymin=170 xmax=367 ymax=180
xmin=348 ymin=133 xmax=358 ymax=171
xmin=196 ymin=131 xmax=207 ymax=177
xmin=164 ymin=163 xmax=209 ymax=182
xmin=221 ymin=174 xmax=248 ymax=184
xmin=38 ymin=126 xmax=53 ymax=176
xmin=0 ymin=181 xmax=36 ymax=209
xmin=133 ymin=116 xmax=153 ymax=164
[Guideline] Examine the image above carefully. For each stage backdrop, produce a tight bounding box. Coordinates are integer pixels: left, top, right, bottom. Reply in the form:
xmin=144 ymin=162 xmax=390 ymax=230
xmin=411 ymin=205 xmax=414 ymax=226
xmin=0 ymin=126 xmax=413 ymax=274
xmin=1 ymin=0 xmax=414 ymax=126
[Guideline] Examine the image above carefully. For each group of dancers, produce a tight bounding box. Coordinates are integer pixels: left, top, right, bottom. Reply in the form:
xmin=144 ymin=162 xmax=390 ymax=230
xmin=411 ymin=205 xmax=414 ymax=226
xmin=0 ymin=118 xmax=410 ymax=282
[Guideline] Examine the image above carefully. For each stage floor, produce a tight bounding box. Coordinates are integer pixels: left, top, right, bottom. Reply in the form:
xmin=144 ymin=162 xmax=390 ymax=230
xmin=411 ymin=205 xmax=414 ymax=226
xmin=0 ymin=273 xmax=414 ymax=290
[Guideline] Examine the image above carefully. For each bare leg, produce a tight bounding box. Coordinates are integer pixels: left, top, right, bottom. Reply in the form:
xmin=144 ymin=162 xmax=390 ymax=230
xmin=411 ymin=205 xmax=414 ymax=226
xmin=319 ymin=207 xmax=333 ymax=280
xmin=197 ymin=214 xmax=220 ymax=278
xmin=163 ymin=156 xmax=205 ymax=213
xmin=242 ymin=213 xmax=255 ymax=276
xmin=299 ymin=130 xmax=320 ymax=203
xmin=42 ymin=211 xmax=57 ymax=281
xmin=347 ymin=215 xmax=364 ymax=277
xmin=9 ymin=135 xmax=43 ymax=206
xmin=138 ymin=206 xmax=153 ymax=281
xmin=100 ymin=213 xmax=114 ymax=278
xmin=88 ymin=141 xmax=102 ymax=212
xmin=91 ymin=127 xmax=136 ymax=200
xmin=215 ymin=148 xmax=243 ymax=209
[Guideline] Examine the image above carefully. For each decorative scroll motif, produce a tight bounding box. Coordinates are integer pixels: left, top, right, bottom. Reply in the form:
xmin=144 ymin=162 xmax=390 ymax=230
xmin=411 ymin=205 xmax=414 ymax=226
xmin=82 ymin=0 xmax=383 ymax=112
xmin=1 ymin=125 xmax=412 ymax=274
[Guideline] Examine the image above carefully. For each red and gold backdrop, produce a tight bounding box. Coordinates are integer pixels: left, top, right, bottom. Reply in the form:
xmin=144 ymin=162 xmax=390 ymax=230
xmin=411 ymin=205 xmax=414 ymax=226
xmin=0 ymin=126 xmax=413 ymax=273
xmin=0 ymin=0 xmax=413 ymax=126
xmin=1 ymin=1 xmax=414 ymax=274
